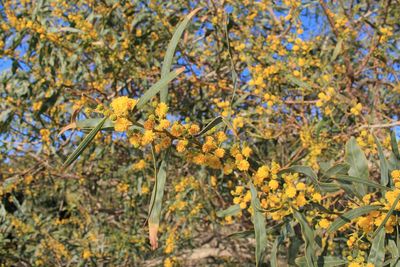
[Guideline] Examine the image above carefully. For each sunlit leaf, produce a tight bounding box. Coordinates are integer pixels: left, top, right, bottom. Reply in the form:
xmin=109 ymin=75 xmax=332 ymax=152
xmin=345 ymin=137 xmax=369 ymax=196
xmin=327 ymin=205 xmax=382 ymax=234
xmin=250 ymin=183 xmax=267 ymax=267
xmin=63 ymin=117 xmax=107 ymax=168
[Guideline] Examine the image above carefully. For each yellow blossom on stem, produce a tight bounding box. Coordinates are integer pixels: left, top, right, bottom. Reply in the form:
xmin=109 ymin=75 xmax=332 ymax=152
xmin=110 ymin=96 xmax=137 ymax=117
xmin=114 ymin=117 xmax=132 ymax=132
xmin=237 ymin=159 xmax=250 ymax=171
xmin=141 ymin=130 xmax=155 ymax=145
xmin=155 ymin=102 xmax=169 ymax=118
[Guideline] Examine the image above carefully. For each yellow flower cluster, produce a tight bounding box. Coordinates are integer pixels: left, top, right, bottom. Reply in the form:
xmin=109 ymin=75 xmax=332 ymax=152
xmin=356 ymin=130 xmax=377 ymax=154
xmin=110 ymin=96 xmax=138 ymax=132
xmin=316 ymin=87 xmax=335 ymax=115
xmin=39 ymin=129 xmax=51 ymax=143
xmin=300 ymin=127 xmax=327 ymax=169
xmin=350 ymin=103 xmax=363 ymax=116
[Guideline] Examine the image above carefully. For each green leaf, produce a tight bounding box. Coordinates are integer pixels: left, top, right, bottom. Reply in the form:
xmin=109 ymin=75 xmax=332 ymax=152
xmin=373 ymin=192 xmax=400 ymax=238
xmin=387 ymin=240 xmax=399 ymax=267
xmin=216 ymin=204 xmax=241 ymax=218
xmin=271 ymin=237 xmax=281 ymax=267
xmin=148 ymin=156 xmax=168 ymax=250
xmin=288 ymin=236 xmax=302 ymax=265
xmin=136 ymin=68 xmax=185 ymax=110
xmin=323 ymin=163 xmax=350 ymax=178
xmin=374 ymin=134 xmax=389 ymax=186
xmin=296 ymin=256 xmax=347 ymax=267
xmin=76 ymin=118 xmax=115 ymax=131
xmin=195 ymin=116 xmax=223 ymax=137
xmin=0 ymin=109 xmax=13 ymax=133
xmin=160 ymin=8 xmax=201 ymax=102
xmin=368 ymin=227 xmax=386 ymax=266
xmin=390 ymin=131 xmax=400 ymax=160
xmin=225 ymin=230 xmax=254 ymax=239
xmin=388 ymin=152 xmax=400 ymax=171
xmin=221 ymin=116 xmax=238 ymax=137
xmin=318 ymin=182 xmax=341 ymax=192
xmin=345 ymin=137 xmax=369 ymax=196
xmin=63 ymin=116 xmax=107 ymax=168
xmin=332 ymin=175 xmax=388 ymax=191
xmin=279 ymin=165 xmax=319 ymax=188
xmin=287 ymin=75 xmax=313 ymax=91
xmin=293 ymin=210 xmax=317 ymax=267
xmin=331 ymin=38 xmax=343 ymax=62
xmin=250 ymin=183 xmax=267 ymax=267
xmin=327 ymin=205 xmax=382 ymax=234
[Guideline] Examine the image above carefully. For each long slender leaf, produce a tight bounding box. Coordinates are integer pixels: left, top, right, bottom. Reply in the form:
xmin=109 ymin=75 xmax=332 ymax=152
xmin=331 ymin=38 xmax=343 ymax=62
xmin=332 ymin=175 xmax=388 ymax=191
xmin=387 ymin=240 xmax=399 ymax=267
xmin=374 ymin=134 xmax=389 ymax=186
xmin=279 ymin=165 xmax=319 ymax=189
xmin=345 ymin=137 xmax=369 ymax=196
xmin=137 ymin=67 xmax=185 ymax=109
xmin=195 ymin=116 xmax=223 ymax=137
xmin=63 ymin=116 xmax=107 ymax=168
xmin=76 ymin=118 xmax=115 ymax=131
xmin=327 ymin=205 xmax=382 ymax=234
xmin=288 ymin=236 xmax=302 ymax=265
xmin=148 ymin=156 xmax=168 ymax=250
xmin=250 ymin=183 xmax=267 ymax=267
xmin=323 ymin=163 xmax=350 ymax=178
xmin=287 ymin=75 xmax=313 ymax=91
xmin=296 ymin=256 xmax=347 ymax=267
xmin=373 ymin=193 xmax=400 ymax=238
xmin=221 ymin=116 xmax=238 ymax=137
xmin=225 ymin=230 xmax=255 ymax=239
xmin=368 ymin=227 xmax=386 ymax=266
xmin=318 ymin=182 xmax=341 ymax=192
xmin=293 ymin=210 xmax=317 ymax=267
xmin=390 ymin=130 xmax=400 ymax=160
xmin=216 ymin=204 xmax=241 ymax=218
xmin=271 ymin=237 xmax=281 ymax=267
xmin=160 ymin=8 xmax=201 ymax=102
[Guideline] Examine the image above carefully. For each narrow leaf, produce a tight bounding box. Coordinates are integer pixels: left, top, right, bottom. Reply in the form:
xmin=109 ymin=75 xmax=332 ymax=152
xmin=216 ymin=204 xmax=241 ymax=218
xmin=323 ymin=163 xmax=350 ymax=178
xmin=332 ymin=175 xmax=388 ymax=191
xmin=287 ymin=75 xmax=313 ymax=91
xmin=195 ymin=116 xmax=223 ymax=137
xmin=293 ymin=210 xmax=316 ymax=267
xmin=368 ymin=227 xmax=386 ymax=266
xmin=250 ymin=183 xmax=267 ymax=267
xmin=387 ymin=240 xmax=399 ymax=267
xmin=63 ymin=117 xmax=107 ymax=168
xmin=331 ymin=38 xmax=343 ymax=62
xmin=148 ymin=157 xmax=168 ymax=250
xmin=373 ymin=193 xmax=400 ymax=238
xmin=296 ymin=256 xmax=347 ymax=267
xmin=327 ymin=205 xmax=382 ymax=234
xmin=75 ymin=118 xmax=115 ymax=131
xmin=345 ymin=137 xmax=369 ymax=196
xmin=225 ymin=230 xmax=254 ymax=239
xmin=160 ymin=8 xmax=201 ymax=102
xmin=390 ymin=131 xmax=400 ymax=160
xmin=374 ymin=134 xmax=389 ymax=186
xmin=271 ymin=237 xmax=280 ymax=267
xmin=137 ymin=68 xmax=185 ymax=110
xmin=279 ymin=165 xmax=319 ymax=189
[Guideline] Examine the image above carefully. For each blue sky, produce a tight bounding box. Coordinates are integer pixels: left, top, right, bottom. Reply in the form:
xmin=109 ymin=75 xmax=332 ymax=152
xmin=0 ymin=2 xmax=398 ymax=138
xmin=0 ymin=58 xmax=11 ymax=72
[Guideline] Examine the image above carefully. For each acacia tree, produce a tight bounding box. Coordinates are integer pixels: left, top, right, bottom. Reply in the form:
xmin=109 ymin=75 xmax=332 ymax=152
xmin=0 ymin=0 xmax=400 ymax=266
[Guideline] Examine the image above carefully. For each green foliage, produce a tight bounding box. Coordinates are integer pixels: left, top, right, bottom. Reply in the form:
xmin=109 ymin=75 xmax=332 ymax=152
xmin=1 ymin=0 xmax=400 ymax=266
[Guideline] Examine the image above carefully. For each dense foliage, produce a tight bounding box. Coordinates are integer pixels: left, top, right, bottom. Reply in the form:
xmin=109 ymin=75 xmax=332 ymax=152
xmin=1 ymin=0 xmax=400 ymax=266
